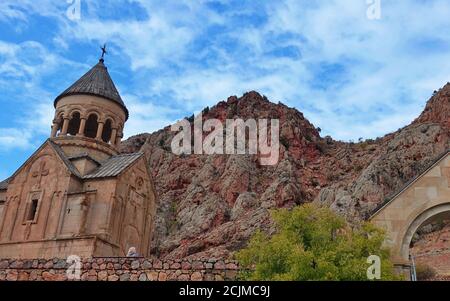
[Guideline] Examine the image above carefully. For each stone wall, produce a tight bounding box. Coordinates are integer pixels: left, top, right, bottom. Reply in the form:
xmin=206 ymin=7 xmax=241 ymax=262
xmin=0 ymin=257 xmax=240 ymax=281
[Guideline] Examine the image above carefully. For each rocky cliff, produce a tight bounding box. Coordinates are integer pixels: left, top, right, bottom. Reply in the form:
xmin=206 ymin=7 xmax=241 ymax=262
xmin=120 ymin=84 xmax=450 ymax=260
xmin=411 ymin=221 xmax=450 ymax=277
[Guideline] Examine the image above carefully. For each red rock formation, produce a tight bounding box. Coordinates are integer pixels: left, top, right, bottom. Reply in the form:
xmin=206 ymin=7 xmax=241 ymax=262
xmin=120 ymin=85 xmax=450 ymax=260
xmin=414 ymin=83 xmax=450 ymax=128
xmin=411 ymin=222 xmax=450 ymax=278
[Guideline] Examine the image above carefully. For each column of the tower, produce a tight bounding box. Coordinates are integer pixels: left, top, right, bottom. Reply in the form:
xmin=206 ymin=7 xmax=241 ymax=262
xmin=50 ymin=55 xmax=129 ymax=155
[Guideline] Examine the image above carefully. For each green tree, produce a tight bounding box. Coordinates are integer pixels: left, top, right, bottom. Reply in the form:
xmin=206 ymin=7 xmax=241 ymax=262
xmin=235 ymin=204 xmax=400 ymax=281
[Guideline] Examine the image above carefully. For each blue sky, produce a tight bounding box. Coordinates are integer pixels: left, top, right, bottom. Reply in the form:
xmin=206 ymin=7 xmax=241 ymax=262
xmin=1 ymin=0 xmax=450 ymax=180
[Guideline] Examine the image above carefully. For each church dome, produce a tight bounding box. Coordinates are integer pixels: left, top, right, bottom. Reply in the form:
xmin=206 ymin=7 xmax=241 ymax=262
xmin=54 ymin=58 xmax=129 ymax=120
xmin=50 ymin=54 xmax=129 ymax=158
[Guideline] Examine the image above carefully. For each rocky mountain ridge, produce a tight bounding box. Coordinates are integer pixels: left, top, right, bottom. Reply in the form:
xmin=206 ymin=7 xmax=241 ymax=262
xmin=121 ymin=84 xmax=450 ymax=260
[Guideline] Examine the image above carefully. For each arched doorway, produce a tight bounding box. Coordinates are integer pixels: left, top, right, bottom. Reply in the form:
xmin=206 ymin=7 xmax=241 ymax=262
xmin=400 ymin=203 xmax=450 ymax=260
xmin=369 ymin=150 xmax=450 ymax=280
xmin=404 ymin=204 xmax=450 ymax=280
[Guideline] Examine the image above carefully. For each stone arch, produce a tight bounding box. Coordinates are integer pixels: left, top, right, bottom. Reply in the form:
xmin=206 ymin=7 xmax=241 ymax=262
xmin=55 ymin=110 xmax=64 ymax=120
xmin=369 ymin=151 xmax=450 ymax=278
xmin=66 ymin=104 xmax=84 ymax=114
xmin=67 ymin=111 xmax=81 ymax=136
xmin=400 ymin=203 xmax=450 ymax=260
xmin=116 ymin=124 xmax=124 ymax=144
xmin=84 ymin=114 xmax=99 ymax=139
xmin=54 ymin=121 xmax=63 ymax=137
xmin=85 ymin=110 xmax=101 ymax=120
xmin=104 ymin=114 xmax=117 ymax=125
xmin=53 ymin=112 xmax=64 ymax=136
xmin=101 ymin=118 xmax=113 ymax=143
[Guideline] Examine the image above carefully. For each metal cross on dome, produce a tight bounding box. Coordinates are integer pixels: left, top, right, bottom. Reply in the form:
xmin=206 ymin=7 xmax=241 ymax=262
xmin=100 ymin=44 xmax=107 ymax=59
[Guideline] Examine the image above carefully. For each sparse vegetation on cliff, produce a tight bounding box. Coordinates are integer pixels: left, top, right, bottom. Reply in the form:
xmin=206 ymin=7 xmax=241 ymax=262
xmin=121 ymin=86 xmax=450 ymax=261
xmin=416 ymin=264 xmax=436 ymax=281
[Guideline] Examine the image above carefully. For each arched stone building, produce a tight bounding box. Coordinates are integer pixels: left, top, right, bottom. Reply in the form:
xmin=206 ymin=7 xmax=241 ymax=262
xmin=370 ymin=150 xmax=450 ymax=278
xmin=0 ymin=57 xmax=157 ymax=259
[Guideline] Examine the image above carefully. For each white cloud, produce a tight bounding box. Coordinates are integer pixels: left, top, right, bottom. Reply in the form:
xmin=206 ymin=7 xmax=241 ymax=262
xmin=122 ymin=94 xmax=181 ymax=137
xmin=0 ymin=1 xmax=69 ymax=24
xmin=1 ymin=0 xmax=450 ymax=150
xmin=0 ymin=128 xmax=33 ymax=150
xmin=0 ymin=39 xmax=82 ymax=150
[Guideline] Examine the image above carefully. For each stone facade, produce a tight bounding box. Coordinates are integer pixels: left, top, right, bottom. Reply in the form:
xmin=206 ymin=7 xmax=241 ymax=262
xmin=52 ymin=94 xmax=126 ymax=150
xmin=371 ymin=151 xmax=450 ymax=267
xmin=0 ymin=58 xmax=157 ymax=259
xmin=0 ymin=258 xmax=240 ymax=281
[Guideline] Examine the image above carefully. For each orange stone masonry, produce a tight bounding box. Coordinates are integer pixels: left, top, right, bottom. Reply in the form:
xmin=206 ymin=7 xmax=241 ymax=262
xmin=0 ymin=258 xmax=240 ymax=281
xmin=0 ymin=58 xmax=157 ymax=259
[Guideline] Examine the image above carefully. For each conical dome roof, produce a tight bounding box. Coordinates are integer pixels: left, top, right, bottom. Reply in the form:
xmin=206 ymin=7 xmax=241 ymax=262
xmin=54 ymin=59 xmax=128 ymax=120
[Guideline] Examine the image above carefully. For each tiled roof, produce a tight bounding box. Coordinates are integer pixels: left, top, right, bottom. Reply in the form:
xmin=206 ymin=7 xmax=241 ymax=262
xmin=50 ymin=141 xmax=82 ymax=178
xmin=54 ymin=59 xmax=128 ymax=120
xmin=83 ymin=153 xmax=143 ymax=179
xmin=1 ymin=141 xmax=143 ymax=188
xmin=0 ymin=178 xmax=9 ymax=190
xmin=50 ymin=141 xmax=142 ymax=179
xmin=67 ymin=153 xmax=101 ymax=166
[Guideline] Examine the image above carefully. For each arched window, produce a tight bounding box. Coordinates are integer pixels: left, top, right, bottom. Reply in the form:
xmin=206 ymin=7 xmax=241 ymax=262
xmin=55 ymin=115 xmax=63 ymax=136
xmin=102 ymin=119 xmax=113 ymax=143
xmin=67 ymin=112 xmax=81 ymax=136
xmin=84 ymin=114 xmax=98 ymax=138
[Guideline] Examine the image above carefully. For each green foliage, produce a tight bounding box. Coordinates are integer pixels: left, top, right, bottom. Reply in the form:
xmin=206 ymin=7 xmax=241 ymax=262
xmin=358 ymin=141 xmax=369 ymax=151
xmin=235 ymin=204 xmax=399 ymax=281
xmin=167 ymin=202 xmax=179 ymax=233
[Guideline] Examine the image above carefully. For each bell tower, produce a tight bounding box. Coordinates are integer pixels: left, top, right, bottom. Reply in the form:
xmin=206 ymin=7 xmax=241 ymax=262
xmin=50 ymin=52 xmax=128 ymax=163
xmin=0 ymin=48 xmax=157 ymax=259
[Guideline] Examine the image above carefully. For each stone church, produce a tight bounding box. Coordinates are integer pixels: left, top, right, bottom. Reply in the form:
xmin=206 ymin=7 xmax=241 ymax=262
xmin=0 ymin=57 xmax=157 ymax=259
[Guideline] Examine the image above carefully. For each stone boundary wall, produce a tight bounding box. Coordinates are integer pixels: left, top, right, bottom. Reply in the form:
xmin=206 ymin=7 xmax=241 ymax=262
xmin=0 ymin=258 xmax=240 ymax=281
